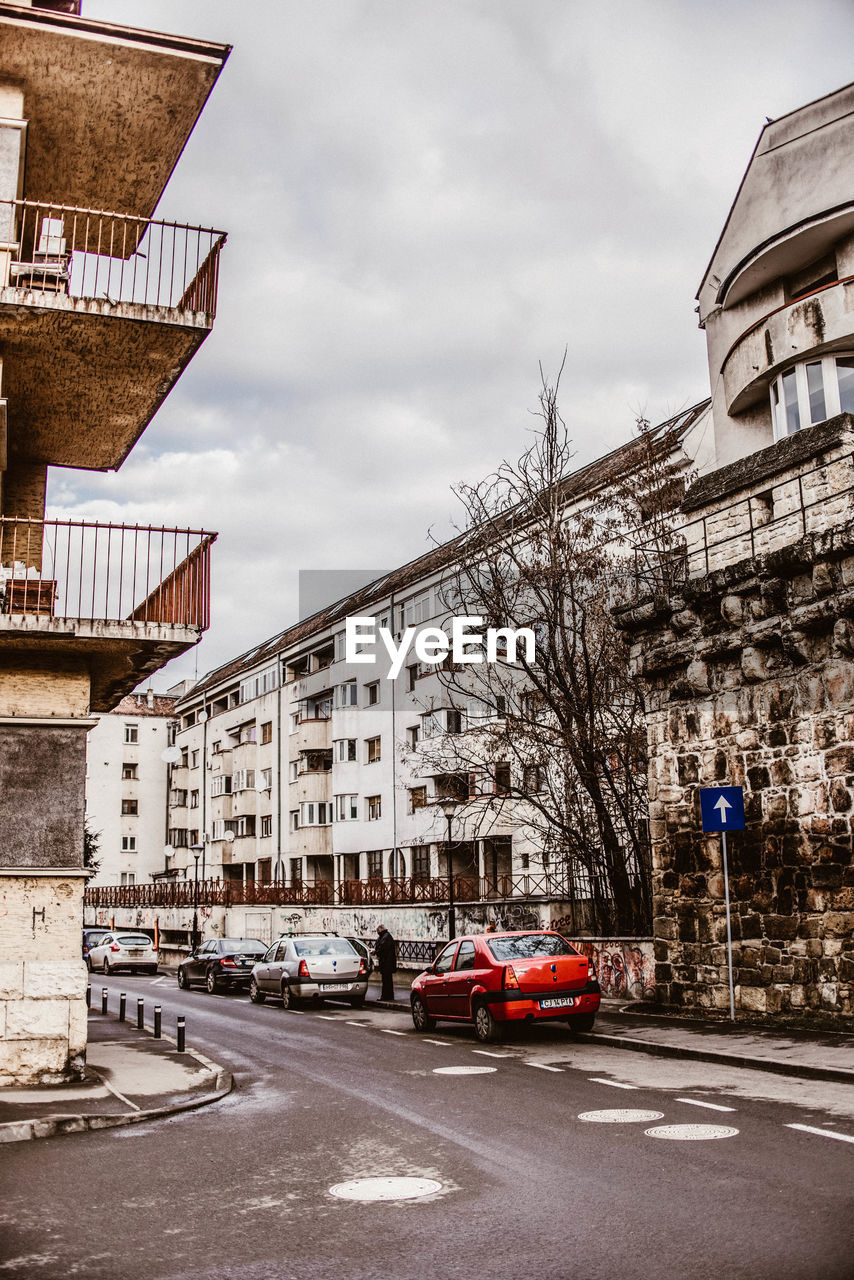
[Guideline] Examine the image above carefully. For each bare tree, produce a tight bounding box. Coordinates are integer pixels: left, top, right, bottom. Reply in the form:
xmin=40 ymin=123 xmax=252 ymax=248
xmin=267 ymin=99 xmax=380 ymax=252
xmin=411 ymin=369 xmax=691 ymax=933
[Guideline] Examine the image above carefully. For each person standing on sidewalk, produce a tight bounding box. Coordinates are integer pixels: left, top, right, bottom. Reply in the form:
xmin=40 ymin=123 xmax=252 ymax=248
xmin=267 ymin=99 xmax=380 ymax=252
xmin=374 ymin=924 xmax=397 ymax=1002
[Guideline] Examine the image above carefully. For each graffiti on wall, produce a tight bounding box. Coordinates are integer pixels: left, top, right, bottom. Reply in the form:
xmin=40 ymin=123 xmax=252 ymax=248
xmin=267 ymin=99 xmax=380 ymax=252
xmin=565 ymin=938 xmax=655 ymax=1000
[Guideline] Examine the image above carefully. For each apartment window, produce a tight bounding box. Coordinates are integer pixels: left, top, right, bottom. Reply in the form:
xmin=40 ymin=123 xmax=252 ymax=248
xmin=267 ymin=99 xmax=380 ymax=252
xmin=290 ymin=713 xmax=299 ymax=734
xmin=289 ymin=760 xmax=299 ymax=783
xmin=523 ymin=765 xmax=544 ymax=793
xmin=261 ymin=721 xmax=273 ymax=745
xmin=493 ymin=764 xmax=512 ymax=796
xmin=420 ymin=708 xmax=461 ymax=739
xmin=170 ymin=788 xmax=188 ymax=806
xmin=188 ymin=830 xmax=199 ymax=847
xmin=367 ymin=795 xmax=382 ymax=821
xmin=120 ymin=872 xmax=136 ymax=886
xmin=211 ymin=819 xmax=225 ymax=841
xmin=122 ymin=763 xmax=138 ymax=780
xmin=123 ymin=724 xmax=138 ymax=744
xmin=232 ymin=815 xmax=256 ymax=838
xmin=399 ymin=591 xmax=431 ymax=628
xmin=211 ymin=775 xmax=232 ymax=797
xmin=299 ymin=801 xmax=332 ymax=826
xmin=121 ymin=836 xmax=137 ymax=852
xmin=261 ymin=815 xmax=273 ymax=838
xmin=168 ymin=828 xmax=189 ymax=848
xmin=335 ymin=794 xmax=359 ymax=822
xmin=233 ymin=769 xmax=256 ymax=792
xmin=367 ymin=850 xmax=383 ymax=878
xmin=407 ymin=725 xmax=420 ymax=749
xmin=121 ymin=799 xmax=138 ymax=816
xmin=412 ymin=846 xmax=430 ymax=881
xmin=238 ymin=723 xmax=257 ymax=745
xmin=212 ymin=740 xmax=222 ymax=754
xmin=290 ymin=858 xmax=304 ymax=883
xmin=335 ymin=738 xmax=357 ymax=762
xmin=335 ymin=681 xmax=358 ymax=708
xmin=771 ymin=354 xmax=854 ymax=441
xmin=191 ymin=750 xmax=200 ymax=768
xmin=190 ymin=790 xmax=199 ymax=809
xmin=289 ymin=810 xmax=300 ymax=832
xmin=366 ymin=736 xmax=381 ymax=764
xmin=408 ymin=786 xmax=428 ymax=813
xmin=366 ymin=681 xmax=380 ymax=707
xmin=239 ymin=664 xmax=281 ymax=704
xmin=334 ymin=631 xmax=346 ymax=662
xmin=180 ymin=748 xmax=189 ymax=767
xmin=259 ymin=768 xmax=272 ymax=791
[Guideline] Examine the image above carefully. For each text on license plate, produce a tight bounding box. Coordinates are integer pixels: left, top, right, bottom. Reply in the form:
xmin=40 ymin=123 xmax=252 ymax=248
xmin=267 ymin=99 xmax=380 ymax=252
xmin=540 ymin=996 xmax=575 ymax=1009
xmin=320 ymin=982 xmax=349 ymax=991
xmin=127 ymin=950 xmax=144 ymax=955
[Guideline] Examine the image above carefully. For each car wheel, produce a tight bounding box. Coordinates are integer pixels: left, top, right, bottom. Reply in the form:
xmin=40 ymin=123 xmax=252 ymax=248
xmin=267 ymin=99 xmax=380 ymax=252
xmin=206 ymin=967 xmax=219 ymax=994
xmin=410 ymin=995 xmax=436 ymax=1033
xmin=568 ymin=1013 xmax=596 ymax=1034
xmin=249 ymin=977 xmax=266 ymax=1004
xmin=349 ymin=995 xmax=365 ymax=1010
xmin=177 ymin=966 xmax=190 ymax=990
xmin=473 ymin=1001 xmax=500 ymax=1043
xmin=85 ymin=956 xmax=92 ymax=972
xmin=102 ymin=958 xmax=111 ymax=975
xmin=281 ymin=981 xmax=298 ymax=1009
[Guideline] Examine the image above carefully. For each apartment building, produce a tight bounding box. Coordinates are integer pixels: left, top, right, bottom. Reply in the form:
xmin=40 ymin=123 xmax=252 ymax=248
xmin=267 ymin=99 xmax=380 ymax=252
xmin=85 ymin=691 xmax=176 ymax=887
xmin=0 ymin=0 xmax=229 ymax=1083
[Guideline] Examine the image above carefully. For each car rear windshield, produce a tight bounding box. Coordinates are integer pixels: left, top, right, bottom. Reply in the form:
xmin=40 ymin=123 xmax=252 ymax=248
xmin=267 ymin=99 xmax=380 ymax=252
xmin=221 ymin=940 xmax=265 ymax=954
xmin=487 ymin=934 xmax=578 ymax=961
xmin=116 ymin=935 xmax=153 ymax=947
xmin=293 ymin=938 xmax=355 ymax=957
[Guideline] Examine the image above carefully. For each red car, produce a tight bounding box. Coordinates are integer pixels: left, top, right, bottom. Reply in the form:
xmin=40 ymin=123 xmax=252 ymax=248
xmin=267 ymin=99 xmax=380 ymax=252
xmin=410 ymin=930 xmax=600 ymax=1043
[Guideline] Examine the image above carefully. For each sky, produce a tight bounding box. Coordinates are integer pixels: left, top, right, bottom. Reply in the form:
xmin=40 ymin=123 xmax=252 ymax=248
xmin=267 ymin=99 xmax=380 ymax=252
xmin=47 ymin=0 xmax=854 ymax=687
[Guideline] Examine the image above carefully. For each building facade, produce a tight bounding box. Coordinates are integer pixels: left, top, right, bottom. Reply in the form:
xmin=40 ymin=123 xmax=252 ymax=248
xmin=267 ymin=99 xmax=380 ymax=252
xmin=0 ymin=0 xmax=228 ymax=1082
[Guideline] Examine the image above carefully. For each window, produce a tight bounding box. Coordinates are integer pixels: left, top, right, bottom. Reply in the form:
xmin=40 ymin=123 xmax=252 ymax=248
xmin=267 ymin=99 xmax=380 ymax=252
xmin=335 ymin=681 xmax=358 ymax=708
xmin=299 ymin=801 xmax=332 ymax=826
xmin=212 ymin=775 xmax=232 ymax=797
xmin=366 ymin=736 xmax=381 ymax=764
xmin=493 ymin=764 xmax=511 ymax=796
xmin=523 ymin=765 xmax=544 ymax=793
xmin=289 ymin=810 xmax=300 ymax=832
xmin=455 ymin=941 xmax=476 ymax=971
xmin=259 ymin=768 xmax=272 ymax=791
xmin=180 ymin=748 xmax=189 ymax=768
xmin=261 ymin=815 xmax=273 ymax=838
xmin=412 ymin=846 xmax=430 ymax=880
xmin=232 ymin=815 xmax=256 ymax=838
xmin=335 ymin=794 xmax=359 ymax=821
xmin=335 ymin=738 xmax=357 ymax=762
xmin=771 ymin=354 xmax=854 ymax=441
xmin=121 ymin=836 xmax=136 ymax=852
xmin=366 ymin=681 xmax=380 ymax=706
xmin=191 ymin=750 xmax=200 ymax=768
xmin=407 ymin=725 xmax=420 ymax=749
xmin=239 ymin=664 xmax=280 ymax=704
xmin=168 ymin=828 xmax=188 ymax=848
xmin=120 ymin=872 xmax=136 ymax=886
xmin=290 ymin=858 xmax=304 ymax=883
xmin=289 ymin=760 xmax=299 ymax=783
xmin=289 ymin=713 xmax=299 ymax=734
xmin=367 ymin=850 xmax=383 ymax=878
xmin=233 ymin=769 xmax=256 ymax=792
xmin=121 ymin=799 xmax=138 ymax=816
xmin=433 ymin=943 xmax=457 ymax=974
xmin=123 ymin=724 xmax=138 ymax=744
xmin=261 ymin=721 xmax=273 ymax=745
xmin=408 ymin=786 xmax=427 ymax=813
xmin=420 ymin=708 xmax=461 ymax=738
xmin=190 ymin=790 xmax=199 ymax=809
xmin=212 ymin=739 xmax=222 ymax=754
xmin=238 ymin=723 xmax=257 ymax=745
xmin=188 ymin=830 xmax=199 ymax=847
xmin=399 ymin=591 xmax=431 ymax=628
xmin=367 ymin=795 xmax=382 ymax=821
xmin=170 ymin=788 xmax=188 ymax=806
xmin=122 ymin=763 xmax=138 ymax=780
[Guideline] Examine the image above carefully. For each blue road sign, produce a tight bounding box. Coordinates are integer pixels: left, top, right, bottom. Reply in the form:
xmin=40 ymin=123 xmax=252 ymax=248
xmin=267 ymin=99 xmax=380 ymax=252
xmin=700 ymin=786 xmax=745 ymax=832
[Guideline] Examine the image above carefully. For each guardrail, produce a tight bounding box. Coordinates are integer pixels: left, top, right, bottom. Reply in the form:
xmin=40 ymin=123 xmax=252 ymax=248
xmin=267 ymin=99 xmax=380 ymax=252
xmin=0 ymin=519 xmax=216 ymax=628
xmin=1 ymin=198 xmax=226 ymax=318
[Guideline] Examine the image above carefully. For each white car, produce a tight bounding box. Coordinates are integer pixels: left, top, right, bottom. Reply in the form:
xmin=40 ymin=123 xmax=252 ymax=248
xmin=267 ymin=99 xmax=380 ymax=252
xmin=87 ymin=932 xmax=159 ymax=975
xmin=249 ymin=935 xmax=368 ymax=1008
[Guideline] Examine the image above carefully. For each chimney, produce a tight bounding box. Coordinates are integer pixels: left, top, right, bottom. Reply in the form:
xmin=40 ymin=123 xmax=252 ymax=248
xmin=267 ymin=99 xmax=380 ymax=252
xmin=146 ymin=688 xmax=154 ymax=709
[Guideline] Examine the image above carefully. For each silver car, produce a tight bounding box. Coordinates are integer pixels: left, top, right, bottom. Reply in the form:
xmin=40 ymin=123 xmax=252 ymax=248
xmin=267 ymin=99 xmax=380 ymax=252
xmin=87 ymin=931 xmax=159 ymax=975
xmin=249 ymin=935 xmax=368 ymax=1009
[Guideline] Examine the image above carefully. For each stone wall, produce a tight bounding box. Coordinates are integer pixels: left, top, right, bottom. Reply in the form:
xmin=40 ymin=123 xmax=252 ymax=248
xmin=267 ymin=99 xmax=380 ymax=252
xmin=616 ymin=421 xmax=854 ymax=1025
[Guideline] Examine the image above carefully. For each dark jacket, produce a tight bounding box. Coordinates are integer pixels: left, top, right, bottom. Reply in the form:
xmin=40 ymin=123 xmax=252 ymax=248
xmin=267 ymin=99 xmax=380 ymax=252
xmin=375 ymin=929 xmax=397 ymax=973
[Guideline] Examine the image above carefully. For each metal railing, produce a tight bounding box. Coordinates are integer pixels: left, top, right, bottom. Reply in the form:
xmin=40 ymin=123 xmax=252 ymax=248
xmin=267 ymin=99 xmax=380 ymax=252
xmin=0 ymin=518 xmax=216 ymax=628
xmin=1 ymin=198 xmax=226 ymax=317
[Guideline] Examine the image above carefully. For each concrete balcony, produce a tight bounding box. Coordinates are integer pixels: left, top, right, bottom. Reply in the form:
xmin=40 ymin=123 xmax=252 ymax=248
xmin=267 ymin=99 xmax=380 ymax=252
xmin=294 ymin=716 xmax=332 ymax=752
xmin=722 ymin=277 xmax=854 ymax=415
xmin=0 ymin=198 xmax=226 ymax=470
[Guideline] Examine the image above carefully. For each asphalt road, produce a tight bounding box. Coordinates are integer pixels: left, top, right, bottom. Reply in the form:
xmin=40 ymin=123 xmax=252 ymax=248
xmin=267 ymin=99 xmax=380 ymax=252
xmin=2 ymin=973 xmax=853 ymax=1280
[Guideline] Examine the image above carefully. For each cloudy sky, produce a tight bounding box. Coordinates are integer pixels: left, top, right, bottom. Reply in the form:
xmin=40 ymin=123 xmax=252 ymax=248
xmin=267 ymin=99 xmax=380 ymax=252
xmin=48 ymin=0 xmax=854 ymax=686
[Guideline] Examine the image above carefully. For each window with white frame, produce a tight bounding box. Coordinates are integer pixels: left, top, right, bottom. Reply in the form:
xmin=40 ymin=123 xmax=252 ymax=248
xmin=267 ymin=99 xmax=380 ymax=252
xmin=366 ymin=795 xmax=382 ymax=821
xmin=122 ymin=763 xmax=138 ymax=779
xmin=259 ymin=768 xmax=272 ymax=791
xmin=771 ymin=354 xmax=854 ymax=441
xmin=121 ymin=836 xmax=137 ymax=852
xmin=233 ymin=769 xmax=256 ymax=792
xmin=408 ymin=786 xmax=428 ymax=813
xmin=399 ymin=590 xmax=431 ymax=628
xmin=299 ymin=801 xmax=332 ymax=826
xmin=335 ymin=738 xmax=357 ymax=762
xmin=407 ymin=724 xmax=420 ymax=749
xmin=260 ymin=815 xmax=272 ymax=838
xmin=211 ymin=775 xmax=232 ymax=797
xmin=190 ymin=790 xmax=199 ymax=809
xmin=366 ymin=736 xmax=381 ymax=763
xmin=289 ymin=810 xmax=299 ymax=832
xmin=366 ymin=681 xmax=380 ymax=706
xmin=123 ymin=723 xmax=138 ymax=744
xmin=335 ymin=680 xmax=358 ymax=708
xmin=289 ymin=713 xmax=299 ymax=734
xmin=120 ymin=872 xmax=136 ymax=886
xmin=191 ymin=750 xmax=200 ymax=767
xmin=289 ymin=760 xmax=299 ymax=783
xmin=367 ymin=849 xmax=383 ymax=878
xmin=239 ymin=664 xmax=281 ymax=704
xmin=335 ymin=794 xmax=359 ymax=821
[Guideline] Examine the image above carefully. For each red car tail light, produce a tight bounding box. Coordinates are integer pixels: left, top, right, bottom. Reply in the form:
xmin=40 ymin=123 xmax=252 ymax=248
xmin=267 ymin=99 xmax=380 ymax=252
xmin=587 ymin=960 xmax=596 ymax=982
xmin=298 ymin=959 xmax=310 ymax=979
xmin=503 ymin=965 xmax=519 ymax=990
xmin=110 ymin=943 xmax=120 ymax=953
xmin=220 ymin=958 xmax=236 ymax=967
xmin=358 ymin=958 xmax=367 ymax=976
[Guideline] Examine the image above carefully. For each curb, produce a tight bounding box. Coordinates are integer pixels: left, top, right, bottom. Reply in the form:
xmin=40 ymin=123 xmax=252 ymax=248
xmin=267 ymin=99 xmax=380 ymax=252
xmin=578 ymin=1030 xmax=854 ymax=1086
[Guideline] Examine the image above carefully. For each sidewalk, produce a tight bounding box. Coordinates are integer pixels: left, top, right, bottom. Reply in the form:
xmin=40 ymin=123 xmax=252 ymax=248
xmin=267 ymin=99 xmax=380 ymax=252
xmin=0 ymin=1005 xmax=231 ymax=1144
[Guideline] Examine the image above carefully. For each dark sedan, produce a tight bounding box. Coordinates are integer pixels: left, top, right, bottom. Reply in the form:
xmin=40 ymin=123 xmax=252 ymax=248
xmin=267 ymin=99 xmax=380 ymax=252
xmin=177 ymin=937 xmax=268 ymax=993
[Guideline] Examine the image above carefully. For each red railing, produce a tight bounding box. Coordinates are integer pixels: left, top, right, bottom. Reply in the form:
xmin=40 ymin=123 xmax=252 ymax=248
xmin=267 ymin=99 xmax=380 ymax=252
xmin=0 ymin=518 xmax=216 ymax=628
xmin=1 ymin=198 xmax=226 ymax=318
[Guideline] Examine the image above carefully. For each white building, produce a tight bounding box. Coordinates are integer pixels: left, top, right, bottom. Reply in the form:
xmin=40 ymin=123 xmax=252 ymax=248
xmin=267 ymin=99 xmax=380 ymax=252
xmin=85 ymin=691 xmax=176 ymax=886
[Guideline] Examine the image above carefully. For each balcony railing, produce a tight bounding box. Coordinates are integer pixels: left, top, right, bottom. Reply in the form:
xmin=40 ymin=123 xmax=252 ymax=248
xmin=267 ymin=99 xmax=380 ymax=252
xmin=0 ymin=518 xmax=216 ymax=629
xmin=0 ymin=198 xmax=226 ymax=318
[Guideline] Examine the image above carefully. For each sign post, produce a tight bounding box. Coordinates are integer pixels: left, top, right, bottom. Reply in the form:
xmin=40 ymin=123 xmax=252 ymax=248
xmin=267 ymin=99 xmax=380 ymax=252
xmin=699 ymin=786 xmax=745 ymax=1022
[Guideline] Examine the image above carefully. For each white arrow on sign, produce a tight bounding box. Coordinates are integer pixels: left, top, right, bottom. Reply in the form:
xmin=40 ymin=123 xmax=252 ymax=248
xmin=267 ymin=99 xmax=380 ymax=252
xmin=714 ymin=795 xmax=732 ymax=824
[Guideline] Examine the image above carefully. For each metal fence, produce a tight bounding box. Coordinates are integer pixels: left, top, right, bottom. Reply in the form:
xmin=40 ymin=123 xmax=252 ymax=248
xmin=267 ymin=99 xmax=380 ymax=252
xmin=1 ymin=198 xmax=226 ymax=317
xmin=0 ymin=518 xmax=216 ymax=629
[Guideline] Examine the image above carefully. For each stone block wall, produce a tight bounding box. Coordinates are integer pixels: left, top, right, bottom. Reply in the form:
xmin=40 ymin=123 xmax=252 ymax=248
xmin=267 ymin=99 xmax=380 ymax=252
xmin=617 ymin=421 xmax=854 ymax=1025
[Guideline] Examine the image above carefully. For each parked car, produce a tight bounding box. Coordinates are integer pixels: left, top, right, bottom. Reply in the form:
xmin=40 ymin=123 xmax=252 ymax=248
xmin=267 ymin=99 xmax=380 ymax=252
xmin=82 ymin=928 xmax=111 ymax=970
xmin=409 ymin=930 xmax=600 ymax=1043
xmin=177 ymin=938 xmax=268 ymax=993
xmin=87 ymin=932 xmax=159 ymax=975
xmin=249 ymin=935 xmax=369 ymax=1008
xmin=345 ymin=936 xmax=374 ymax=978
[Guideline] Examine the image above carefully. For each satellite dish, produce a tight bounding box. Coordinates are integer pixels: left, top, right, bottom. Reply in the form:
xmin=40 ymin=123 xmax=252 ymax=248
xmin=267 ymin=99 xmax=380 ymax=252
xmin=224 ymin=830 xmax=235 ymax=843
xmin=197 ymin=710 xmax=208 ymax=723
xmin=163 ymin=844 xmax=175 ymax=858
xmin=161 ymin=746 xmax=181 ymax=764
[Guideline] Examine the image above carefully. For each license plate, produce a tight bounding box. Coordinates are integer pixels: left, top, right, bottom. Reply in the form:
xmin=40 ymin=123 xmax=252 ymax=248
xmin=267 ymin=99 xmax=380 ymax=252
xmin=540 ymin=996 xmax=575 ymax=1009
xmin=127 ymin=949 xmax=144 ymax=956
xmin=320 ymin=982 xmax=348 ymax=992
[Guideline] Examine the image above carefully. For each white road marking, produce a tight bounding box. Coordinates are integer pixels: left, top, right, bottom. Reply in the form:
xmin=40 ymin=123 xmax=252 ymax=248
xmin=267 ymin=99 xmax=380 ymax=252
xmin=150 ymin=976 xmax=167 ymax=986
xmin=381 ymin=1029 xmax=407 ymax=1036
xmin=315 ymin=1015 xmax=339 ymax=1020
xmin=786 ymin=1123 xmax=854 ymax=1145
xmin=472 ymin=1050 xmax=513 ymax=1058
xmin=528 ymin=1062 xmax=562 ymax=1072
xmin=346 ymin=1020 xmax=367 ymax=1027
xmin=423 ymin=1039 xmax=451 ymax=1047
xmin=589 ymin=1078 xmax=637 ymax=1090
xmin=676 ymin=1097 xmax=736 ymax=1113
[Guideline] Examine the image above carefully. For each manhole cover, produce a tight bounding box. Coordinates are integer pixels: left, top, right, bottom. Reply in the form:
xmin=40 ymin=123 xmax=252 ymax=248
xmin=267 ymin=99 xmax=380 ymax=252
xmin=433 ymin=1065 xmax=497 ymax=1075
xmin=578 ymin=1109 xmax=664 ymax=1123
xmin=645 ymin=1124 xmax=739 ymax=1141
xmin=329 ymin=1177 xmax=442 ymax=1202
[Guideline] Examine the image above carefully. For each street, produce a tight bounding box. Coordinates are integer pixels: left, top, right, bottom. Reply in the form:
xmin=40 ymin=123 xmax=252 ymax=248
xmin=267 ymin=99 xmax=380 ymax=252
xmin=2 ymin=973 xmax=853 ymax=1280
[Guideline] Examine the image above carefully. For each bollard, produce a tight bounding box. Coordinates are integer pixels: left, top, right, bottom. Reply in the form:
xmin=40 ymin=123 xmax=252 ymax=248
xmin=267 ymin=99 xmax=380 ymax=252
xmin=119 ymin=992 xmax=126 ymax=1022
xmin=177 ymin=1016 xmax=186 ymax=1053
xmin=154 ymin=1005 xmax=162 ymax=1038
xmin=137 ymin=997 xmax=144 ymax=1030
xmin=86 ymin=985 xmax=91 ymax=1009
xmin=101 ymin=987 xmax=108 ymax=1015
